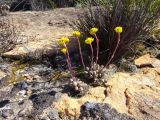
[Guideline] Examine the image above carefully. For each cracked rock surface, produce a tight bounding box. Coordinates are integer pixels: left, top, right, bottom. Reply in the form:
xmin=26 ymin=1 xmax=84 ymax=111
xmin=53 ymin=67 xmax=160 ymax=120
xmin=79 ymin=102 xmax=135 ymax=120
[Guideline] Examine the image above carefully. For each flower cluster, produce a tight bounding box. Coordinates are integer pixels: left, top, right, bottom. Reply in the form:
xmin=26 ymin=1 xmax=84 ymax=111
xmin=61 ymin=48 xmax=67 ymax=54
xmin=114 ymin=26 xmax=123 ymax=33
xmin=58 ymin=26 xmax=123 ymax=94
xmin=72 ymin=31 xmax=81 ymax=37
xmin=85 ymin=37 xmax=94 ymax=44
xmin=58 ymin=37 xmax=69 ymax=45
xmin=89 ymin=27 xmax=98 ymax=35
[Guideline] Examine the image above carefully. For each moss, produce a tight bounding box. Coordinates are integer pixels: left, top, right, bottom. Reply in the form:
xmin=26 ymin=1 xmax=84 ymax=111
xmin=7 ymin=61 xmax=28 ymax=85
xmin=51 ymin=71 xmax=70 ymax=81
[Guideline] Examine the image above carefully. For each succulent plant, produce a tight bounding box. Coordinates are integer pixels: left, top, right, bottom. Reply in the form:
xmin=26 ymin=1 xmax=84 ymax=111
xmin=69 ymin=77 xmax=89 ymax=97
xmin=84 ymin=62 xmax=117 ymax=86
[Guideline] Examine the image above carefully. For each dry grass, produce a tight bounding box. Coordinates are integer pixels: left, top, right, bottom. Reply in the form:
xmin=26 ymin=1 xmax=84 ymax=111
xmin=0 ymin=17 xmax=21 ymax=54
xmin=73 ymin=0 xmax=160 ymax=64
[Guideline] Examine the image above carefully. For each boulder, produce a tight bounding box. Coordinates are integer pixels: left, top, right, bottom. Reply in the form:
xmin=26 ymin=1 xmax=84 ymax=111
xmin=0 ymin=70 xmax=8 ymax=87
xmin=79 ymin=102 xmax=135 ymax=120
xmin=53 ymin=67 xmax=160 ymax=120
xmin=2 ymin=9 xmax=79 ymax=59
xmin=134 ymin=54 xmax=160 ymax=67
xmin=3 ymin=40 xmax=55 ymax=59
xmin=105 ymin=67 xmax=160 ymax=120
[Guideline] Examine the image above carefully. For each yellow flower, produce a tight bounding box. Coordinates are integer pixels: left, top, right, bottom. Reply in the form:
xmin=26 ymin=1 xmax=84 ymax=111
xmin=85 ymin=37 xmax=94 ymax=44
xmin=114 ymin=26 xmax=123 ymax=33
xmin=89 ymin=27 xmax=98 ymax=35
xmin=58 ymin=37 xmax=69 ymax=45
xmin=72 ymin=31 xmax=81 ymax=37
xmin=61 ymin=48 xmax=67 ymax=54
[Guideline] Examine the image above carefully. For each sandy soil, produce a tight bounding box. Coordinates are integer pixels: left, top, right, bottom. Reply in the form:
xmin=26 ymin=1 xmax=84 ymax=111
xmin=5 ymin=8 xmax=80 ymax=42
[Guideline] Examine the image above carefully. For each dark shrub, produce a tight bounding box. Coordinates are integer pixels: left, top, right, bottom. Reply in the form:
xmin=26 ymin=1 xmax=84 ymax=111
xmin=10 ymin=0 xmax=32 ymax=11
xmin=53 ymin=0 xmax=75 ymax=7
xmin=9 ymin=0 xmax=76 ymax=11
xmin=30 ymin=0 xmax=54 ymax=11
xmin=73 ymin=0 xmax=160 ymax=65
xmin=76 ymin=0 xmax=107 ymax=7
xmin=10 ymin=0 xmax=54 ymax=11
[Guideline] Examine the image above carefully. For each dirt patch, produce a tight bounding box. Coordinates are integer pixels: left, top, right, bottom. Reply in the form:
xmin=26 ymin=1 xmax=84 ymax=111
xmin=2 ymin=8 xmax=81 ymax=59
xmin=6 ymin=8 xmax=79 ymax=41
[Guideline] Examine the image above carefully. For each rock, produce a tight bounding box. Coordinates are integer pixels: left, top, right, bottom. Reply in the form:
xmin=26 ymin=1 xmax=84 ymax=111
xmin=53 ymin=67 xmax=160 ymax=120
xmin=2 ymin=9 xmax=79 ymax=59
xmin=0 ymin=109 xmax=14 ymax=118
xmin=0 ymin=99 xmax=33 ymax=119
xmin=2 ymin=38 xmax=77 ymax=60
xmin=152 ymin=59 xmax=160 ymax=68
xmin=0 ymin=70 xmax=8 ymax=87
xmin=104 ymin=67 xmax=160 ymax=120
xmin=0 ymin=57 xmax=3 ymax=62
xmin=0 ymin=70 xmax=7 ymax=80
xmin=29 ymin=91 xmax=57 ymax=116
xmin=119 ymin=58 xmax=138 ymax=73
xmin=0 ymin=85 xmax=13 ymax=102
xmin=0 ymin=64 xmax=9 ymax=73
xmin=38 ymin=107 xmax=59 ymax=120
xmin=134 ymin=54 xmax=160 ymax=67
xmin=0 ymin=63 xmax=9 ymax=87
xmin=3 ymin=40 xmax=56 ymax=59
xmin=17 ymin=90 xmax=27 ymax=96
xmin=33 ymin=75 xmax=41 ymax=80
xmin=20 ymin=64 xmax=52 ymax=82
xmin=14 ymin=81 xmax=28 ymax=90
xmin=48 ymin=108 xmax=59 ymax=119
xmin=79 ymin=102 xmax=135 ymax=120
xmin=18 ymin=105 xmax=33 ymax=117
xmin=0 ymin=100 xmax=10 ymax=108
xmin=11 ymin=81 xmax=28 ymax=95
xmin=40 ymin=116 xmax=50 ymax=120
xmin=21 ymin=64 xmax=52 ymax=76
xmin=53 ymin=87 xmax=107 ymax=117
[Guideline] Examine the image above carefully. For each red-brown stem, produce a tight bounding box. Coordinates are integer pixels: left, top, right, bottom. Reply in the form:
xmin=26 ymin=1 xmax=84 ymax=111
xmin=76 ymin=37 xmax=85 ymax=69
xmin=105 ymin=33 xmax=121 ymax=67
xmin=90 ymin=43 xmax=94 ymax=66
xmin=94 ymin=33 xmax=99 ymax=64
xmin=64 ymin=53 xmax=74 ymax=78
xmin=64 ymin=43 xmax=75 ymax=77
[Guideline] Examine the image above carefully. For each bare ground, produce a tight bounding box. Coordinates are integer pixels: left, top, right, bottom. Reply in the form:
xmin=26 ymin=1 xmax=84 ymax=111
xmin=2 ymin=8 xmax=80 ymax=59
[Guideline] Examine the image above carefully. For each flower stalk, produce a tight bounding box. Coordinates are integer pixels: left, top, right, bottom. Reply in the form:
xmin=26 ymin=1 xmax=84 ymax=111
xmin=93 ymin=33 xmax=99 ymax=64
xmin=64 ymin=43 xmax=75 ymax=77
xmin=105 ymin=26 xmax=123 ymax=67
xmin=90 ymin=28 xmax=99 ymax=64
xmin=61 ymin=48 xmax=74 ymax=78
xmin=59 ymin=37 xmax=75 ymax=77
xmin=85 ymin=37 xmax=94 ymax=66
xmin=90 ymin=43 xmax=94 ymax=66
xmin=72 ymin=31 xmax=85 ymax=69
xmin=77 ymin=37 xmax=85 ymax=69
